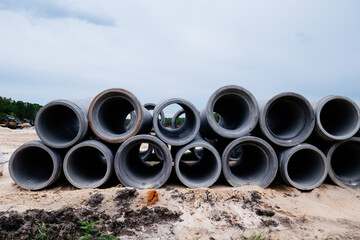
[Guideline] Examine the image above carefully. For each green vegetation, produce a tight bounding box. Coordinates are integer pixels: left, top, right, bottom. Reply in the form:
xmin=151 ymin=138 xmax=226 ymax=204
xmin=77 ymin=220 xmax=117 ymax=240
xmin=0 ymin=96 xmax=42 ymax=122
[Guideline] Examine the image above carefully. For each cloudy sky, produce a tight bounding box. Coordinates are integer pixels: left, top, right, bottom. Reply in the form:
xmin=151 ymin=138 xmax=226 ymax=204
xmin=0 ymin=0 xmax=359 ymax=111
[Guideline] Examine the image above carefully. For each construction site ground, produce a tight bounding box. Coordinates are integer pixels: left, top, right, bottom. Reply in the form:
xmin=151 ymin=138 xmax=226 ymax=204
xmin=0 ymin=127 xmax=359 ymax=240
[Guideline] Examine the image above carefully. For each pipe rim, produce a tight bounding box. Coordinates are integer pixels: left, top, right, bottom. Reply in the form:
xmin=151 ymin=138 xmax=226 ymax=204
xmin=327 ymin=137 xmax=360 ymax=188
xmin=35 ymin=100 xmax=88 ymax=148
xmin=9 ymin=141 xmax=62 ymax=190
xmin=315 ymin=96 xmax=360 ymax=141
xmin=153 ymin=98 xmax=200 ymax=146
xmin=114 ymin=135 xmax=172 ymax=189
xmin=205 ymin=85 xmax=259 ymax=138
xmin=260 ymin=92 xmax=315 ymax=147
xmin=174 ymin=141 xmax=221 ymax=188
xmin=63 ymin=140 xmax=113 ymax=189
xmin=88 ymin=88 xmax=144 ymax=143
xmin=222 ymin=136 xmax=278 ymax=188
xmin=280 ymin=144 xmax=328 ymax=190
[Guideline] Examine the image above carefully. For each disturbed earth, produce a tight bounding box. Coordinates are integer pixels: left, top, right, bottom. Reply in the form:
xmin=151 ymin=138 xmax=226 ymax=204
xmin=0 ymin=127 xmax=360 ymax=239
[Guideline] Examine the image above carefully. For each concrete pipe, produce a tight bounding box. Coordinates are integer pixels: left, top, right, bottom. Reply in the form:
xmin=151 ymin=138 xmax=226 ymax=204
xmin=327 ymin=137 xmax=360 ymax=188
xmin=144 ymin=103 xmax=165 ymax=126
xmin=279 ymin=144 xmax=328 ymax=190
xmin=9 ymin=141 xmax=62 ymax=190
xmin=63 ymin=140 xmax=114 ymax=189
xmin=114 ymin=135 xmax=172 ymax=189
xmin=88 ymin=88 xmax=152 ymax=143
xmin=174 ymin=138 xmax=221 ymax=188
xmin=313 ymin=96 xmax=360 ymax=141
xmin=171 ymin=109 xmax=185 ymax=129
xmin=222 ymin=136 xmax=278 ymax=188
xmin=35 ymin=99 xmax=90 ymax=148
xmin=153 ymin=98 xmax=200 ymax=146
xmin=259 ymin=92 xmax=315 ymax=147
xmin=200 ymin=85 xmax=259 ymax=139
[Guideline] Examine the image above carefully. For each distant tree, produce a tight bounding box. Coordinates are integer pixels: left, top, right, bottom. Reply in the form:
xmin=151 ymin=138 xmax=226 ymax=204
xmin=0 ymin=96 xmax=42 ymax=123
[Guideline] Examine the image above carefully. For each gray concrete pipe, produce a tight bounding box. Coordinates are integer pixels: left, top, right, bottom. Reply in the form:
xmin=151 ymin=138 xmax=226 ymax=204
xmin=171 ymin=109 xmax=185 ymax=129
xmin=278 ymin=144 xmax=328 ymax=190
xmin=35 ymin=99 xmax=91 ymax=149
xmin=222 ymin=136 xmax=278 ymax=188
xmin=326 ymin=137 xmax=360 ymax=188
xmin=63 ymin=140 xmax=114 ymax=189
xmin=88 ymin=88 xmax=153 ymax=143
xmin=153 ymin=98 xmax=200 ymax=146
xmin=200 ymin=85 xmax=259 ymax=139
xmin=114 ymin=135 xmax=172 ymax=189
xmin=144 ymin=103 xmax=165 ymax=126
xmin=9 ymin=141 xmax=62 ymax=190
xmin=313 ymin=96 xmax=360 ymax=141
xmin=259 ymin=92 xmax=315 ymax=147
xmin=174 ymin=136 xmax=221 ymax=188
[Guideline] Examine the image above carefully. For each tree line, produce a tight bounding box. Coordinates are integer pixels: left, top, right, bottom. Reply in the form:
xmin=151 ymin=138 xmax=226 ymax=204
xmin=0 ymin=96 xmax=42 ymax=122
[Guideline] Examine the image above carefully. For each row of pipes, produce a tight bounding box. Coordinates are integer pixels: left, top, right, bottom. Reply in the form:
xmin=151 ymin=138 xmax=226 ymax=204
xmin=9 ymin=86 xmax=360 ymax=191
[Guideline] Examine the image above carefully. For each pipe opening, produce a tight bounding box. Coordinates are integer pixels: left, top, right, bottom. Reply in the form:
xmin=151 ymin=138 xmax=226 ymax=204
xmin=67 ymin=146 xmax=108 ymax=185
xmin=171 ymin=110 xmax=186 ymax=129
xmin=157 ymin=103 xmax=197 ymax=142
xmin=139 ymin=143 xmax=163 ymax=166
xmin=38 ymin=105 xmax=79 ymax=145
xmin=98 ymin=96 xmax=136 ymax=135
xmin=11 ymin=147 xmax=54 ymax=186
xmin=320 ymin=99 xmax=359 ymax=137
xmin=121 ymin=142 xmax=167 ymax=185
xmin=266 ymin=98 xmax=307 ymax=140
xmin=178 ymin=147 xmax=219 ymax=185
xmin=331 ymin=142 xmax=360 ymax=186
xmin=228 ymin=144 xmax=268 ymax=182
xmin=287 ymin=149 xmax=325 ymax=187
xmin=213 ymin=94 xmax=250 ymax=130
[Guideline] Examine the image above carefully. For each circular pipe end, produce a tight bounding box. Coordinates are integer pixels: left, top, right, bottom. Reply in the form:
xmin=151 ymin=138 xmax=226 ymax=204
xmin=279 ymin=144 xmax=328 ymax=190
xmin=9 ymin=141 xmax=62 ymax=190
xmin=203 ymin=85 xmax=259 ymax=139
xmin=260 ymin=92 xmax=315 ymax=147
xmin=327 ymin=137 xmax=360 ymax=188
xmin=222 ymin=136 xmax=278 ymax=188
xmin=153 ymin=98 xmax=200 ymax=146
xmin=88 ymin=88 xmax=144 ymax=143
xmin=114 ymin=135 xmax=172 ymax=189
xmin=315 ymin=96 xmax=360 ymax=141
xmin=63 ymin=140 xmax=114 ymax=189
xmin=175 ymin=141 xmax=221 ymax=188
xmin=35 ymin=100 xmax=88 ymax=148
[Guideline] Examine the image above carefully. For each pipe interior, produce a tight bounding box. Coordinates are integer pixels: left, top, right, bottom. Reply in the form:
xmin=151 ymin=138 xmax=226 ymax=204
xmin=158 ymin=104 xmax=197 ymax=141
xmin=266 ymin=98 xmax=308 ymax=140
xmin=98 ymin=96 xmax=136 ymax=135
xmin=67 ymin=147 xmax=108 ymax=185
xmin=228 ymin=144 xmax=268 ymax=182
xmin=287 ymin=149 xmax=325 ymax=187
xmin=38 ymin=105 xmax=79 ymax=145
xmin=179 ymin=147 xmax=218 ymax=184
xmin=320 ymin=99 xmax=359 ymax=136
xmin=213 ymin=93 xmax=250 ymax=130
xmin=331 ymin=142 xmax=360 ymax=186
xmin=123 ymin=143 xmax=165 ymax=182
xmin=12 ymin=147 xmax=53 ymax=186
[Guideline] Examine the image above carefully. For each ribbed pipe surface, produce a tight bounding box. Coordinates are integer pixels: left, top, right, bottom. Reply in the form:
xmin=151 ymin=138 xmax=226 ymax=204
xmin=63 ymin=140 xmax=114 ymax=189
xmin=259 ymin=92 xmax=315 ymax=147
xmin=35 ymin=99 xmax=90 ymax=148
xmin=114 ymin=135 xmax=172 ymax=189
xmin=88 ymin=88 xmax=152 ymax=143
xmin=9 ymin=141 xmax=62 ymax=190
xmin=327 ymin=137 xmax=360 ymax=188
xmin=222 ymin=136 xmax=278 ymax=188
xmin=200 ymin=85 xmax=259 ymax=139
xmin=279 ymin=144 xmax=328 ymax=190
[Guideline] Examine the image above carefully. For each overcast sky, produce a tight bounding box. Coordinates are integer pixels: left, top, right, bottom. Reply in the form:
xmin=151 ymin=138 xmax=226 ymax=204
xmin=0 ymin=0 xmax=359 ymax=112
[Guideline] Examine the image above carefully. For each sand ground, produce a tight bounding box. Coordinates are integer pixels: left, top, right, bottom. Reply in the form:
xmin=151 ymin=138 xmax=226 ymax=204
xmin=0 ymin=127 xmax=360 ymax=240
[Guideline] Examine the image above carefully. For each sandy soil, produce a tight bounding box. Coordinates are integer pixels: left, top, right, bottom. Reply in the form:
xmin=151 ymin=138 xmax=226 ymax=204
xmin=0 ymin=127 xmax=360 ymax=239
